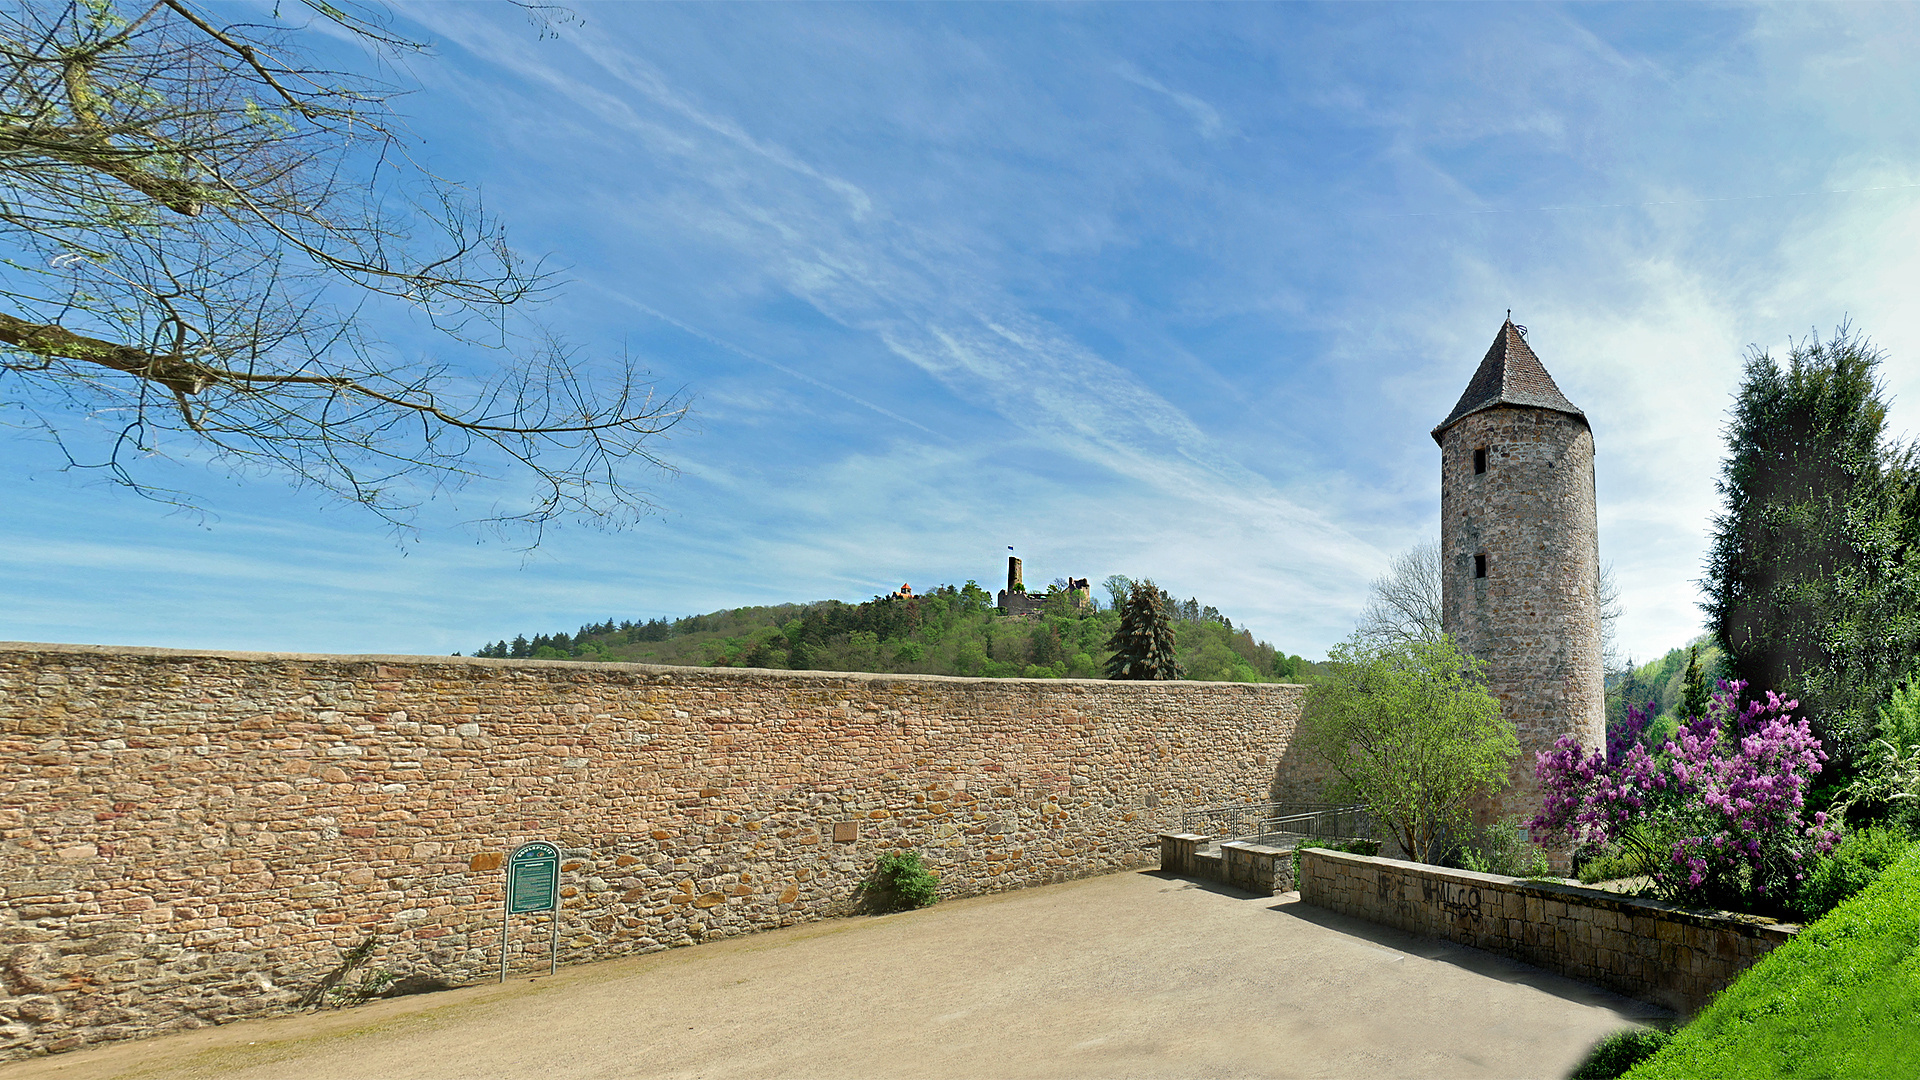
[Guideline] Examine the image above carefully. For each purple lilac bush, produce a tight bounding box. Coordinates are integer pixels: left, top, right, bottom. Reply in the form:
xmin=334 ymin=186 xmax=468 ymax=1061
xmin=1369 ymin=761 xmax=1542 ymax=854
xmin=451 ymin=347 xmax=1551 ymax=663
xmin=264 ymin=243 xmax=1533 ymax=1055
xmin=1531 ymin=680 xmax=1840 ymax=910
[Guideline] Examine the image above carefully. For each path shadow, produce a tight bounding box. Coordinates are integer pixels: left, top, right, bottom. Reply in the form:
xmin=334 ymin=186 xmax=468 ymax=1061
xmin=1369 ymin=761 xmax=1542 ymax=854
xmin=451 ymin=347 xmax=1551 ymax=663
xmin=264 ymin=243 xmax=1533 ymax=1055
xmin=1264 ymin=893 xmax=1675 ymax=1023
xmin=1134 ymin=868 xmax=1270 ymax=900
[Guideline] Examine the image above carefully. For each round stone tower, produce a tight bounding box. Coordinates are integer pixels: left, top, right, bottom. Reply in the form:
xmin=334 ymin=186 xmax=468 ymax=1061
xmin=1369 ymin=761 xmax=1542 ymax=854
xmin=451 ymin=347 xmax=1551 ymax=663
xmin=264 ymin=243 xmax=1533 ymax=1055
xmin=1432 ymin=319 xmax=1605 ymax=825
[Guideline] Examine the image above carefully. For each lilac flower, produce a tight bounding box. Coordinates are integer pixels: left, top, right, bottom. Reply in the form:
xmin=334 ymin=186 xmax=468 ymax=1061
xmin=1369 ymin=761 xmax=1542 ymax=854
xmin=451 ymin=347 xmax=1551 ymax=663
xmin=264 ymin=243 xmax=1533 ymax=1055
xmin=1531 ymin=679 xmax=1837 ymax=907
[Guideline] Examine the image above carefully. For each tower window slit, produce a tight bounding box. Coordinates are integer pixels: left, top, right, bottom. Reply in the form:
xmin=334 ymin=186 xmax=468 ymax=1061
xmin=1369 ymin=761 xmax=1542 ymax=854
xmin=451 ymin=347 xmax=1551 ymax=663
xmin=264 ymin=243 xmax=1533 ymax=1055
xmin=1473 ymin=447 xmax=1488 ymax=474
xmin=1475 ymin=553 xmax=1487 ymax=578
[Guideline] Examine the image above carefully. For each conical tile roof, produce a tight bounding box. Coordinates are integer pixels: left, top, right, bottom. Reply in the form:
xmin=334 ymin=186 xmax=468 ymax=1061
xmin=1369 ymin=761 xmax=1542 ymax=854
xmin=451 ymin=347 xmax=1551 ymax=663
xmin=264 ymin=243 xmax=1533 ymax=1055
xmin=1430 ymin=320 xmax=1586 ymax=444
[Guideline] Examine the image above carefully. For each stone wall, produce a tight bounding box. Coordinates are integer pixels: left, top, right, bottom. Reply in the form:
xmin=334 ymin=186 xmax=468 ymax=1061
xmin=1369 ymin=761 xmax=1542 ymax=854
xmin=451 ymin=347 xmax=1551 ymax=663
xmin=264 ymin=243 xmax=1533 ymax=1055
xmin=1158 ymin=832 xmax=1301 ymax=894
xmin=1298 ymin=848 xmax=1795 ymax=1016
xmin=1220 ymin=840 xmax=1295 ymax=894
xmin=0 ymin=643 xmax=1311 ymax=1059
xmin=1158 ymin=833 xmax=1211 ymax=880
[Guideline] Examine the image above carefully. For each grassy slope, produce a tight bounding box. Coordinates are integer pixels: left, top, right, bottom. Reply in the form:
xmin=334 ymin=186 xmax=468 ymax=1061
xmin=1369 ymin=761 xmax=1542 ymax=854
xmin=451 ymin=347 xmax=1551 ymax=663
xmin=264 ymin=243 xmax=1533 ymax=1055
xmin=1626 ymin=841 xmax=1920 ymax=1079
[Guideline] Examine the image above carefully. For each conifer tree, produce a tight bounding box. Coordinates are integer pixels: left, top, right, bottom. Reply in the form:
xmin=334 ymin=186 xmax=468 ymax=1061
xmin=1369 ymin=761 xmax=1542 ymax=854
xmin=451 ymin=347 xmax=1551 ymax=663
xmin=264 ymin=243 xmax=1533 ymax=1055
xmin=1704 ymin=325 xmax=1920 ymax=764
xmin=1105 ymin=580 xmax=1184 ymax=680
xmin=1681 ymin=645 xmax=1710 ymax=720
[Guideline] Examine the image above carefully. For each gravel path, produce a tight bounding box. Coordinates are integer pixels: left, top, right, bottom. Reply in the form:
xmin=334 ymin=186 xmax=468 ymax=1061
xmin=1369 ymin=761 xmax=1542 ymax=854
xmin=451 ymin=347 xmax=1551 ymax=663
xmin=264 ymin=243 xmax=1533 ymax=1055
xmin=3 ymin=870 xmax=1664 ymax=1080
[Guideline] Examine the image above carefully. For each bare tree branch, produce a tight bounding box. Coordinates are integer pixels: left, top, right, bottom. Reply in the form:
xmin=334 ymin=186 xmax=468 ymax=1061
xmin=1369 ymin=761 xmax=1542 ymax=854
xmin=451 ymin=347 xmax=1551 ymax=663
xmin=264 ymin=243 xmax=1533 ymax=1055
xmin=0 ymin=1 xmax=685 ymax=541
xmin=1599 ymin=561 xmax=1623 ymax=669
xmin=1356 ymin=540 xmax=1444 ymax=647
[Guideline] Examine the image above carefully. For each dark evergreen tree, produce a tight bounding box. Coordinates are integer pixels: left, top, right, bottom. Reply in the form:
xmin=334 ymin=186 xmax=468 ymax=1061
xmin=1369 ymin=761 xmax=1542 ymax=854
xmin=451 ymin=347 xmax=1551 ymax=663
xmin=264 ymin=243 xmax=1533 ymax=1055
xmin=1105 ymin=580 xmax=1184 ymax=680
xmin=509 ymin=635 xmax=531 ymax=658
xmin=1681 ymin=645 xmax=1710 ymax=720
xmin=1704 ymin=325 xmax=1920 ymax=764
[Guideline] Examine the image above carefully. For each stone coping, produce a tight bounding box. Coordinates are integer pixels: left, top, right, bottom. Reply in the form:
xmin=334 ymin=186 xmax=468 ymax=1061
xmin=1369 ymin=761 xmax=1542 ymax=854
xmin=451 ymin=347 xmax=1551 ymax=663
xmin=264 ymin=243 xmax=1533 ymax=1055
xmin=0 ymin=641 xmax=1303 ymax=690
xmin=1219 ymin=839 xmax=1294 ymax=858
xmin=1300 ymin=847 xmax=1800 ymax=939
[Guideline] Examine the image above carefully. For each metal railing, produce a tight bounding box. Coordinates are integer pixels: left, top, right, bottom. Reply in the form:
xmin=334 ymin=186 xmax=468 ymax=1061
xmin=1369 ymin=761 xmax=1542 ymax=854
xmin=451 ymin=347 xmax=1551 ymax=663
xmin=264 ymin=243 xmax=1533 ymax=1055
xmin=1180 ymin=801 xmax=1376 ymax=845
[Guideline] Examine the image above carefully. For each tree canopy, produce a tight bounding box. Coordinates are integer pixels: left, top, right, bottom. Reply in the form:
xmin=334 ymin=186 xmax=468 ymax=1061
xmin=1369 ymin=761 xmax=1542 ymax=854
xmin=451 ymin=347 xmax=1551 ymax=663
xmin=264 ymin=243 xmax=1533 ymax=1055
xmin=468 ymin=579 xmax=1316 ymax=682
xmin=1104 ymin=578 xmax=1184 ymax=680
xmin=1300 ymin=634 xmax=1514 ymax=862
xmin=0 ymin=1 xmax=683 ymax=537
xmin=1704 ymin=325 xmax=1920 ymax=766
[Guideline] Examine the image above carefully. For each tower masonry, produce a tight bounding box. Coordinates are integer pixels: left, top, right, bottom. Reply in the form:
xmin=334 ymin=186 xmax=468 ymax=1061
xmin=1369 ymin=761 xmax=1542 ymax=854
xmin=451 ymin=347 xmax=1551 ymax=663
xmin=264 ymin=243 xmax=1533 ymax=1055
xmin=1433 ymin=320 xmax=1605 ymax=826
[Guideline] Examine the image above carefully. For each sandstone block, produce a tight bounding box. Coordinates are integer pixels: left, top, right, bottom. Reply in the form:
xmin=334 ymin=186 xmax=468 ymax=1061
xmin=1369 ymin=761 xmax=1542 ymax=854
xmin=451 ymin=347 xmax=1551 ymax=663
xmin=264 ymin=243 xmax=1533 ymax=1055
xmin=0 ymin=645 xmax=1308 ymax=1061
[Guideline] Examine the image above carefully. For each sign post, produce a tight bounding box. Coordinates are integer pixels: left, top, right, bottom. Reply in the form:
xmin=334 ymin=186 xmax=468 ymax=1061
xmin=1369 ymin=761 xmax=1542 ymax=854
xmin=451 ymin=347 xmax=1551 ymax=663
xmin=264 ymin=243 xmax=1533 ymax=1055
xmin=501 ymin=840 xmax=561 ymax=982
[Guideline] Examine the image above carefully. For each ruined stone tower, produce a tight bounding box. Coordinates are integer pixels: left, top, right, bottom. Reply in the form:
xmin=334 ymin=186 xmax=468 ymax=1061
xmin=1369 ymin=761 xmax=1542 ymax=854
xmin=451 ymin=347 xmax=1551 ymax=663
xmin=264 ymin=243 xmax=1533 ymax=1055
xmin=1432 ymin=319 xmax=1605 ymax=822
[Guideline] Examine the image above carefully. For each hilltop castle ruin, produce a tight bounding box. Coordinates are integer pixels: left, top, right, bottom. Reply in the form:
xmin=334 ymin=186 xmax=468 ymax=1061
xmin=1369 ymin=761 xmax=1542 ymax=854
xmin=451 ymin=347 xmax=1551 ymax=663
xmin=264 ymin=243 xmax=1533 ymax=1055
xmin=997 ymin=555 xmax=1090 ymax=616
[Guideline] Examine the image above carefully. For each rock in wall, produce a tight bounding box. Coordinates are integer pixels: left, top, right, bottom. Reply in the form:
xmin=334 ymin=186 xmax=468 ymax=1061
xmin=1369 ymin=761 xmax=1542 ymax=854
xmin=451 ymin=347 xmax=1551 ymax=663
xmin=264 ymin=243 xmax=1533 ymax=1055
xmin=1439 ymin=406 xmax=1606 ymax=820
xmin=0 ymin=643 xmax=1311 ymax=1058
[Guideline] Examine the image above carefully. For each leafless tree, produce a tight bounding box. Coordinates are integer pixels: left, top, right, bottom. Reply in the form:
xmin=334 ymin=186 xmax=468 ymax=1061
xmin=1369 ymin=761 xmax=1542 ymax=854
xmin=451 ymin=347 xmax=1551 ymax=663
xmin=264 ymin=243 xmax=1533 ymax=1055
xmin=0 ymin=1 xmax=683 ymax=539
xmin=1598 ymin=561 xmax=1623 ymax=669
xmin=1357 ymin=540 xmax=1624 ymax=661
xmin=1356 ymin=540 xmax=1443 ymax=647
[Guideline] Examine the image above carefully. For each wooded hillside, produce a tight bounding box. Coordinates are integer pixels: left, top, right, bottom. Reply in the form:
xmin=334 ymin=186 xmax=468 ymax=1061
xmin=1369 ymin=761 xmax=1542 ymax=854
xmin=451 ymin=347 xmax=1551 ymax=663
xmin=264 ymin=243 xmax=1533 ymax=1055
xmin=469 ymin=582 xmax=1316 ymax=682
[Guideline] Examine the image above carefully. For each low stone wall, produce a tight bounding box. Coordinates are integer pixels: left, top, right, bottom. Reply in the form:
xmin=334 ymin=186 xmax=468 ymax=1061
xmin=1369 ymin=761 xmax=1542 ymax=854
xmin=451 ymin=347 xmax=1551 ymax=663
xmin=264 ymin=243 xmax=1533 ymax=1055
xmin=0 ymin=643 xmax=1312 ymax=1059
xmin=1221 ymin=840 xmax=1294 ymax=894
xmin=1158 ymin=833 xmax=1296 ymax=894
xmin=1298 ymin=848 xmax=1796 ymax=1015
xmin=1158 ymin=833 xmax=1210 ymax=879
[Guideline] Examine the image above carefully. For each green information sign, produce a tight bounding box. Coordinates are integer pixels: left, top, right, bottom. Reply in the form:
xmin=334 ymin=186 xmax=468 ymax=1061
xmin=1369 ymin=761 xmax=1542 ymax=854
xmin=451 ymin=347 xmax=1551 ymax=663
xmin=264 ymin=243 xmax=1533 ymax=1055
xmin=506 ymin=843 xmax=559 ymax=914
xmin=500 ymin=840 xmax=563 ymax=982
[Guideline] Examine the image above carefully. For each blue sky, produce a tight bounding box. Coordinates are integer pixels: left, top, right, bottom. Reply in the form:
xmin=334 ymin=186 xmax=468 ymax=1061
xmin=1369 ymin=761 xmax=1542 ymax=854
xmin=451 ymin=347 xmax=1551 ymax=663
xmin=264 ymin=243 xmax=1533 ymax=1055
xmin=6 ymin=2 xmax=1920 ymax=664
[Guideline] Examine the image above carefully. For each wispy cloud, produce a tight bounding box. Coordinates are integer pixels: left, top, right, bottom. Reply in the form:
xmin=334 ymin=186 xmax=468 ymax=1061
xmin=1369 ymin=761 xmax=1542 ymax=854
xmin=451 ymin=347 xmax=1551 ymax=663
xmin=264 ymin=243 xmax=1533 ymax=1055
xmin=1114 ymin=63 xmax=1227 ymax=139
xmin=420 ymin=9 xmax=1390 ymax=629
xmin=583 ymin=281 xmax=945 ymax=440
xmin=8 ymin=4 xmax=1918 ymax=663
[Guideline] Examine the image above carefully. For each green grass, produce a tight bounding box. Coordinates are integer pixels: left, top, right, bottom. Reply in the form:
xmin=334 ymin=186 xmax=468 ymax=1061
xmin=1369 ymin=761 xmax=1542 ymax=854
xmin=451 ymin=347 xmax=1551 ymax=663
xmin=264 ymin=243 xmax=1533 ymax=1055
xmin=1624 ymin=840 xmax=1920 ymax=1079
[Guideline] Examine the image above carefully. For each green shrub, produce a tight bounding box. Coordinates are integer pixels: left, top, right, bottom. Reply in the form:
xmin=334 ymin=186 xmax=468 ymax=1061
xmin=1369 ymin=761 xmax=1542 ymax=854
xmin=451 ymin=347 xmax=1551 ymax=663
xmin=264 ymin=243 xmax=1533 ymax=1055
xmin=1570 ymin=1027 xmax=1670 ymax=1080
xmin=328 ymin=967 xmax=396 ymax=1007
xmin=1577 ymin=848 xmax=1640 ymax=884
xmin=1291 ymin=837 xmax=1381 ymax=884
xmin=1831 ymin=682 xmax=1920 ymax=828
xmin=1625 ymin=842 xmax=1920 ymax=1078
xmin=1457 ymin=816 xmax=1552 ymax=878
xmin=862 ymin=850 xmax=939 ymax=913
xmin=1793 ymin=826 xmax=1913 ymax=920
xmin=1576 ymin=824 xmax=1665 ymax=886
